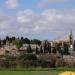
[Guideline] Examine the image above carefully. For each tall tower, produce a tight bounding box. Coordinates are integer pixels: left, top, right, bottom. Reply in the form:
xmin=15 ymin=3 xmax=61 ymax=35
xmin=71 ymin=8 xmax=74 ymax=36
xmin=69 ymin=30 xmax=73 ymax=45
xmin=69 ymin=30 xmax=73 ymax=51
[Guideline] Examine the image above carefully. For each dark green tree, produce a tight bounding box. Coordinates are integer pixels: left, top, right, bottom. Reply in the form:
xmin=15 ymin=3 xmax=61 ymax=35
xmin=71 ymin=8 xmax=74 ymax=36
xmin=47 ymin=44 xmax=51 ymax=53
xmin=35 ymin=47 xmax=39 ymax=54
xmin=27 ymin=44 xmax=33 ymax=53
xmin=73 ymin=40 xmax=75 ymax=51
xmin=11 ymin=37 xmax=16 ymax=40
xmin=12 ymin=38 xmax=22 ymax=49
xmin=52 ymin=47 xmax=57 ymax=53
xmin=0 ymin=39 xmax=1 ymax=47
xmin=6 ymin=36 xmax=10 ymax=41
xmin=63 ymin=43 xmax=69 ymax=55
xmin=23 ymin=38 xmax=30 ymax=44
xmin=31 ymin=39 xmax=41 ymax=45
xmin=3 ymin=39 xmax=6 ymax=45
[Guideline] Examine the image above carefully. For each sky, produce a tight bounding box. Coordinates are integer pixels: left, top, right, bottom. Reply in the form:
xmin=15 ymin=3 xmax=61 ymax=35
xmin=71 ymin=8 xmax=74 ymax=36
xmin=0 ymin=0 xmax=75 ymax=40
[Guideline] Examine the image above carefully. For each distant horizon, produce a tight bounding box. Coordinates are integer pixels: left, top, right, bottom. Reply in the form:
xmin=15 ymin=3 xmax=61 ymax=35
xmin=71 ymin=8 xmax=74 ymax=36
xmin=0 ymin=30 xmax=75 ymax=41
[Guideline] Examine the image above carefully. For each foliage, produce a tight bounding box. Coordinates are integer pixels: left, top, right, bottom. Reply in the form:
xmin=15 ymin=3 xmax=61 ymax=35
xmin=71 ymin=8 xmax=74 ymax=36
xmin=27 ymin=44 xmax=33 ymax=53
xmin=31 ymin=39 xmax=41 ymax=45
xmin=74 ymin=40 xmax=75 ymax=51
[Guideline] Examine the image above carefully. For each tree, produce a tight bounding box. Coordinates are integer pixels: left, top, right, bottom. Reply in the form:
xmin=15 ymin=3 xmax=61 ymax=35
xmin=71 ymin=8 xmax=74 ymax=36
xmin=23 ymin=38 xmax=30 ymax=44
xmin=12 ymin=38 xmax=22 ymax=49
xmin=47 ymin=43 xmax=51 ymax=53
xmin=0 ymin=39 xmax=1 ymax=47
xmin=40 ymin=45 xmax=43 ymax=53
xmin=19 ymin=54 xmax=37 ymax=67
xmin=9 ymin=38 xmax=12 ymax=43
xmin=52 ymin=47 xmax=57 ymax=53
xmin=27 ymin=44 xmax=33 ymax=53
xmin=25 ymin=54 xmax=37 ymax=60
xmin=5 ymin=54 xmax=16 ymax=68
xmin=31 ymin=39 xmax=41 ymax=45
xmin=44 ymin=43 xmax=47 ymax=53
xmin=3 ymin=39 xmax=6 ymax=45
xmin=63 ymin=43 xmax=69 ymax=55
xmin=73 ymin=40 xmax=75 ymax=51
xmin=35 ymin=47 xmax=39 ymax=54
xmin=6 ymin=36 xmax=10 ymax=41
xmin=21 ymin=37 xmax=24 ymax=43
xmin=11 ymin=37 xmax=16 ymax=40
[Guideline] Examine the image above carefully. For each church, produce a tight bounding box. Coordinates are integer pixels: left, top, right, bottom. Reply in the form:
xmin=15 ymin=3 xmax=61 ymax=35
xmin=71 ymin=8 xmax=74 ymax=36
xmin=52 ymin=31 xmax=74 ymax=51
xmin=54 ymin=31 xmax=73 ymax=44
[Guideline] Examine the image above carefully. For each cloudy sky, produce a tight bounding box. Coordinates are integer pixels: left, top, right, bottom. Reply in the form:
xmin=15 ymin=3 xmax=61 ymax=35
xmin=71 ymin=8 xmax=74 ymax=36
xmin=0 ymin=0 xmax=75 ymax=40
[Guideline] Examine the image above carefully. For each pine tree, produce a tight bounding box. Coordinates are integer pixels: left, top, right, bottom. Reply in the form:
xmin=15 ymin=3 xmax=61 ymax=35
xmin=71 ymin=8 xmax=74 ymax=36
xmin=27 ymin=44 xmax=33 ymax=53
xmin=73 ymin=40 xmax=75 ymax=51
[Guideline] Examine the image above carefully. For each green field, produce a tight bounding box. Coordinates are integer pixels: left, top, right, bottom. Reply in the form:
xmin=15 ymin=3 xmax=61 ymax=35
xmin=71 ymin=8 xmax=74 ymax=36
xmin=0 ymin=71 xmax=63 ymax=75
xmin=0 ymin=68 xmax=75 ymax=75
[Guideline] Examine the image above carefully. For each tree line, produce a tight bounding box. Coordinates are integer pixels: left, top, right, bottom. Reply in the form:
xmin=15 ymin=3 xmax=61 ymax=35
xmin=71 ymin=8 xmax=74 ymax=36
xmin=0 ymin=36 xmax=41 ymax=48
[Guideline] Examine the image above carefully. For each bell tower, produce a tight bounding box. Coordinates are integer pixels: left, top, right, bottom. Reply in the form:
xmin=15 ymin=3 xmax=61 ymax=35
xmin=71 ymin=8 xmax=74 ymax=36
xmin=69 ymin=30 xmax=73 ymax=45
xmin=69 ymin=30 xmax=73 ymax=51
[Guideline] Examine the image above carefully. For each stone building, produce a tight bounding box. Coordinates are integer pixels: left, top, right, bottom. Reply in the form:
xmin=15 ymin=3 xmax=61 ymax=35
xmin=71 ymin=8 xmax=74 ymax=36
xmin=53 ymin=31 xmax=73 ymax=49
xmin=52 ymin=31 xmax=74 ymax=53
xmin=39 ymin=31 xmax=74 ymax=54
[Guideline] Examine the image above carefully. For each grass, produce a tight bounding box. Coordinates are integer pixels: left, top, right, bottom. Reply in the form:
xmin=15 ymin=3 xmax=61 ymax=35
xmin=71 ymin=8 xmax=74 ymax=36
xmin=0 ymin=67 xmax=75 ymax=71
xmin=0 ymin=68 xmax=75 ymax=75
xmin=0 ymin=71 xmax=63 ymax=75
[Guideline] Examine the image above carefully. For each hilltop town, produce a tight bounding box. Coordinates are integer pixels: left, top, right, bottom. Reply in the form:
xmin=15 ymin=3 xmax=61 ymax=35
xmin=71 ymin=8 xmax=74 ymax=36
xmin=0 ymin=31 xmax=75 ymax=68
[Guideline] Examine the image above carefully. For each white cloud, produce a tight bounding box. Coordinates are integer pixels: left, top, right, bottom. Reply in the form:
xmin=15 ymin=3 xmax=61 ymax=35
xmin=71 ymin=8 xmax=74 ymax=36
xmin=38 ymin=0 xmax=71 ymax=8
xmin=17 ymin=9 xmax=39 ymax=23
xmin=0 ymin=9 xmax=75 ymax=40
xmin=17 ymin=9 xmax=75 ymax=39
xmin=5 ymin=0 xmax=19 ymax=9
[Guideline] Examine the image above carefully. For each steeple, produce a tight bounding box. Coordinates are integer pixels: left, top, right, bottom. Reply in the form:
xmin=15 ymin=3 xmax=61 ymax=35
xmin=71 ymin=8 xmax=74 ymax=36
xmin=69 ymin=30 xmax=73 ymax=45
